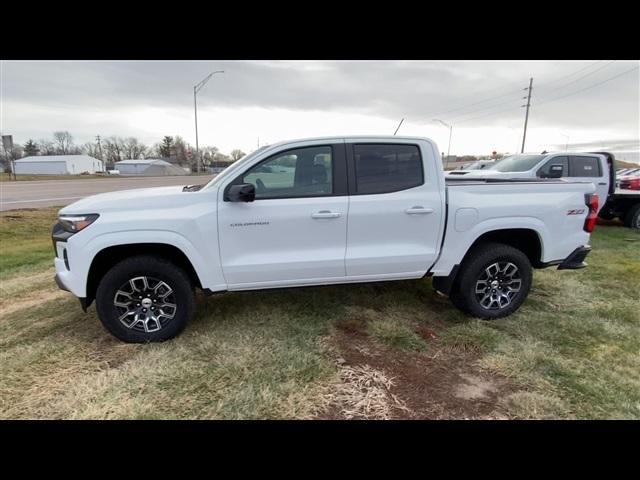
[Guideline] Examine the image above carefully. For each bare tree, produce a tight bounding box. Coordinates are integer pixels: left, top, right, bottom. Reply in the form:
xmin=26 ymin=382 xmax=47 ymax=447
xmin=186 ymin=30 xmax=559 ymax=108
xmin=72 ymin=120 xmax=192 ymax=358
xmin=102 ymin=136 xmax=125 ymax=168
xmin=123 ymin=137 xmax=148 ymax=160
xmin=53 ymin=131 xmax=74 ymax=154
xmin=82 ymin=142 xmax=102 ymax=159
xmin=230 ymin=149 xmax=246 ymax=162
xmin=37 ymin=139 xmax=56 ymax=155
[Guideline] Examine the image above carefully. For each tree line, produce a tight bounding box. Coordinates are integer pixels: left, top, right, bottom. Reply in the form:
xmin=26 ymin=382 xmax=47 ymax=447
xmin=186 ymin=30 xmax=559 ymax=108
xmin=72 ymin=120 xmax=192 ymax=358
xmin=1 ymin=131 xmax=246 ymax=171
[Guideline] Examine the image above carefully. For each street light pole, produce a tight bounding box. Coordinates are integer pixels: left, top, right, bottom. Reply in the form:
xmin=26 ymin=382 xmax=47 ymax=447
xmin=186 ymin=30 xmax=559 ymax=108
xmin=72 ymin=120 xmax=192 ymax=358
xmin=559 ymin=132 xmax=569 ymax=151
xmin=193 ymin=70 xmax=224 ymax=173
xmin=433 ymin=119 xmax=453 ymax=168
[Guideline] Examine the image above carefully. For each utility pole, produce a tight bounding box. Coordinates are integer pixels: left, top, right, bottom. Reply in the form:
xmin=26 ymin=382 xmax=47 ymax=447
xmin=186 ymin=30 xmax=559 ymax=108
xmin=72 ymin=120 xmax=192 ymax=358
xmin=520 ymin=77 xmax=533 ymax=153
xmin=433 ymin=119 xmax=453 ymax=167
xmin=95 ymin=135 xmax=102 ymax=158
xmin=193 ymin=70 xmax=224 ymax=174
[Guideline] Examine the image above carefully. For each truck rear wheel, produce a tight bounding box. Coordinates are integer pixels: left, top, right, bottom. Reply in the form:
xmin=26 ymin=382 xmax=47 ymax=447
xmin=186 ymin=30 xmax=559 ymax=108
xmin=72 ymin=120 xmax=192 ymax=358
xmin=95 ymin=255 xmax=195 ymax=343
xmin=623 ymin=204 xmax=640 ymax=229
xmin=450 ymin=242 xmax=532 ymax=320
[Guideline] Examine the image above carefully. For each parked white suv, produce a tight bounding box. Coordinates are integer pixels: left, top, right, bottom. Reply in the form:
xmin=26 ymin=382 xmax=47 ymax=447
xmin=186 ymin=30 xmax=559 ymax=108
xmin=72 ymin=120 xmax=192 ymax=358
xmin=53 ymin=136 xmax=599 ymax=342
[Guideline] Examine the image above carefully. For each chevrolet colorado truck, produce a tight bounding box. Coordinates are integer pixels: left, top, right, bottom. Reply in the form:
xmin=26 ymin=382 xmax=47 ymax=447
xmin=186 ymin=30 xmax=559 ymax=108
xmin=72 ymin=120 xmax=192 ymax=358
xmin=52 ymin=136 xmax=599 ymax=342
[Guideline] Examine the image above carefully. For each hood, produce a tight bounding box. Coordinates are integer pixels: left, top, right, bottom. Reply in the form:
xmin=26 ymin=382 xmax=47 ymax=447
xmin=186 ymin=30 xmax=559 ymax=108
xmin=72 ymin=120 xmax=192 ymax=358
xmin=59 ymin=186 xmax=192 ymax=214
xmin=448 ymin=169 xmax=504 ymax=177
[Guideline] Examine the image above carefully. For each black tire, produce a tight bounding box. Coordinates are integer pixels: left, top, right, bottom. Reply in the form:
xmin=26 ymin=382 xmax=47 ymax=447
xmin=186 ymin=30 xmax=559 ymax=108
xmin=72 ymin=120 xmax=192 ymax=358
xmin=95 ymin=255 xmax=195 ymax=343
xmin=623 ymin=203 xmax=640 ymax=229
xmin=450 ymin=242 xmax=532 ymax=320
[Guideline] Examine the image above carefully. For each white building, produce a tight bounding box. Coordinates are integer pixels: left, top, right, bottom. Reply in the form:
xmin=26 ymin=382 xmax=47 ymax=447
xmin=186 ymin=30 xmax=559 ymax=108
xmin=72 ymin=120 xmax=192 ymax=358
xmin=14 ymin=155 xmax=104 ymax=175
xmin=115 ymin=159 xmax=187 ymax=176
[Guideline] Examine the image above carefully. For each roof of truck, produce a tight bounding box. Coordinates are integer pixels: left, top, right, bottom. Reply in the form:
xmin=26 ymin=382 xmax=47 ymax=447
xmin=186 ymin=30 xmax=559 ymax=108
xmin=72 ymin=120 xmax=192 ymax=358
xmin=265 ymin=135 xmax=432 ymax=146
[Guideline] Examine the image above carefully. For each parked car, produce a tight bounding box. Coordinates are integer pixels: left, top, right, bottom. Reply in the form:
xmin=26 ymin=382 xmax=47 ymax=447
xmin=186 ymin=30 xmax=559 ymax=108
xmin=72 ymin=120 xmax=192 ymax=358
xmin=619 ymin=174 xmax=640 ymax=190
xmin=453 ymin=152 xmax=615 ymax=210
xmin=615 ymin=168 xmax=640 ymax=188
xmin=452 ymin=160 xmax=495 ymax=171
xmin=52 ymin=136 xmax=599 ymax=342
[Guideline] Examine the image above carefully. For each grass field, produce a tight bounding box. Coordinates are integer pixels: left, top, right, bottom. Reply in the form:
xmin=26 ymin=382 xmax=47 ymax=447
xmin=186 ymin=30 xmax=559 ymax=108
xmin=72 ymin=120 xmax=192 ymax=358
xmin=0 ymin=207 xmax=638 ymax=419
xmin=0 ymin=173 xmax=112 ymax=182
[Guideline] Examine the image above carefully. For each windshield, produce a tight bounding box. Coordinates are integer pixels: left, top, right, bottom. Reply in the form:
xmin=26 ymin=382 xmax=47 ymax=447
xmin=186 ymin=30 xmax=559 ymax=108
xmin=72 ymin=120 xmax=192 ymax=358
xmin=487 ymin=155 xmax=546 ymax=172
xmin=202 ymin=146 xmax=270 ymax=190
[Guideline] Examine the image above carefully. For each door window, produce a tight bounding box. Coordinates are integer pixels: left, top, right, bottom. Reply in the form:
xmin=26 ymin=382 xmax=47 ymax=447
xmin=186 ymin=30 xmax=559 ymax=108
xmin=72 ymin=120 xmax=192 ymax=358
xmin=569 ymin=156 xmax=602 ymax=177
xmin=538 ymin=156 xmax=568 ymax=177
xmin=241 ymin=146 xmax=333 ymax=199
xmin=353 ymin=144 xmax=423 ymax=194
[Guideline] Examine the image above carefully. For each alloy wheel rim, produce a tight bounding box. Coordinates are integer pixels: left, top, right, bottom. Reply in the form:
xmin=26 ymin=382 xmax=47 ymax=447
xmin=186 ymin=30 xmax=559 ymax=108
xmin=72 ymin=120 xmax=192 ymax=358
xmin=113 ymin=276 xmax=177 ymax=333
xmin=474 ymin=262 xmax=522 ymax=310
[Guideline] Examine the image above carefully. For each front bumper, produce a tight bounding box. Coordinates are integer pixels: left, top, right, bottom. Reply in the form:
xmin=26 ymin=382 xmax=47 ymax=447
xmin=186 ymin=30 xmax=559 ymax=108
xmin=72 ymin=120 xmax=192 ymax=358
xmin=54 ymin=273 xmax=69 ymax=292
xmin=558 ymin=245 xmax=591 ymax=270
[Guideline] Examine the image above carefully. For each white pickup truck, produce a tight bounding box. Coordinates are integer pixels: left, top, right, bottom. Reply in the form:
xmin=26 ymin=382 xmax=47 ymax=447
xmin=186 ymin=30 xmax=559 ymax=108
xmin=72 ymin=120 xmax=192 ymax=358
xmin=53 ymin=136 xmax=600 ymax=342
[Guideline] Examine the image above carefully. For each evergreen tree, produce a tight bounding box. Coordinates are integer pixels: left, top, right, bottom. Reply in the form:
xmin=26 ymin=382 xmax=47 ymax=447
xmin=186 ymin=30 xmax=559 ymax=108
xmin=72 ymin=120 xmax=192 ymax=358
xmin=23 ymin=139 xmax=39 ymax=156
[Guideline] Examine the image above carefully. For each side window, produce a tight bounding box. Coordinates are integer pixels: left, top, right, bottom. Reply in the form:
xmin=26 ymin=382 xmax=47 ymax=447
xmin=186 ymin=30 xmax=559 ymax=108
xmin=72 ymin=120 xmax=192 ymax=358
xmin=570 ymin=156 xmax=602 ymax=177
xmin=241 ymin=146 xmax=333 ymax=199
xmin=538 ymin=156 xmax=568 ymax=177
xmin=353 ymin=144 xmax=423 ymax=194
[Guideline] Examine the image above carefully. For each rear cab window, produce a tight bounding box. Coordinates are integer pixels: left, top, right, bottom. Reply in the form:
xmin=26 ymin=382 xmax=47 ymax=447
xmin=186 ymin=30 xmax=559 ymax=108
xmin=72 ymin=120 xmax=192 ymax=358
xmin=569 ymin=155 xmax=602 ymax=177
xmin=351 ymin=143 xmax=423 ymax=194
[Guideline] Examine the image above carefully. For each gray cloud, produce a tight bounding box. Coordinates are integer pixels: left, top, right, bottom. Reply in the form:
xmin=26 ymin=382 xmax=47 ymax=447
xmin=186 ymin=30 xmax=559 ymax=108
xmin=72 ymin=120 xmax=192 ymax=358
xmin=2 ymin=60 xmax=638 ymax=145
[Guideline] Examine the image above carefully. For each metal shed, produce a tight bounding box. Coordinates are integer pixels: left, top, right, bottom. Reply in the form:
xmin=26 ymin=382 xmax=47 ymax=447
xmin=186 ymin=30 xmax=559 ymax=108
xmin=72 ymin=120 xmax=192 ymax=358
xmin=115 ymin=159 xmax=187 ymax=176
xmin=14 ymin=155 xmax=104 ymax=175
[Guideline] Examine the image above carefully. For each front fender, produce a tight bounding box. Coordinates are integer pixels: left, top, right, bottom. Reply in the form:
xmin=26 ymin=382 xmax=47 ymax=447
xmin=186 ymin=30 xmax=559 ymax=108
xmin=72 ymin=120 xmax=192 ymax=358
xmin=65 ymin=229 xmax=226 ymax=297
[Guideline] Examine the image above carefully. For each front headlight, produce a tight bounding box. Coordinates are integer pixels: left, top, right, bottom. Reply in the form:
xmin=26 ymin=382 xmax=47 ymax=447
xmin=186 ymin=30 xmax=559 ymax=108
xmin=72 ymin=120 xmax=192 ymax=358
xmin=58 ymin=214 xmax=99 ymax=233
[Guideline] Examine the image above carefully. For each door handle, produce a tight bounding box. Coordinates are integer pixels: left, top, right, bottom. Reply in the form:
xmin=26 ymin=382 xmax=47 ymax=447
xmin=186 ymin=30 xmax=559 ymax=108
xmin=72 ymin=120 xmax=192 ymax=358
xmin=405 ymin=206 xmax=434 ymax=215
xmin=598 ymin=182 xmax=607 ymax=185
xmin=312 ymin=210 xmax=341 ymax=219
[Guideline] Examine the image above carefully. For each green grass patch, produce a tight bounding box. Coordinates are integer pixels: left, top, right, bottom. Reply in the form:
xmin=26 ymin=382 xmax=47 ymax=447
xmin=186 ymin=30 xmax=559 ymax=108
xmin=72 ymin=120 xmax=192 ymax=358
xmin=0 ymin=208 xmax=60 ymax=280
xmin=369 ymin=317 xmax=428 ymax=352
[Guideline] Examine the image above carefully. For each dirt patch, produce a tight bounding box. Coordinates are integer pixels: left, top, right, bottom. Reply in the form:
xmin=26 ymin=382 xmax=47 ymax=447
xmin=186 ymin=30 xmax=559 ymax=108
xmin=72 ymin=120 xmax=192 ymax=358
xmin=0 ymin=289 xmax=68 ymax=318
xmin=317 ymin=326 xmax=516 ymax=420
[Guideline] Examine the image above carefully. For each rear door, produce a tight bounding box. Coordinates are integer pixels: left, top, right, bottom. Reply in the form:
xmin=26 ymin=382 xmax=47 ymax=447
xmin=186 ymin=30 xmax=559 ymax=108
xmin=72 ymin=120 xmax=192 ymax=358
xmin=344 ymin=141 xmax=444 ymax=278
xmin=569 ymin=155 xmax=608 ymax=204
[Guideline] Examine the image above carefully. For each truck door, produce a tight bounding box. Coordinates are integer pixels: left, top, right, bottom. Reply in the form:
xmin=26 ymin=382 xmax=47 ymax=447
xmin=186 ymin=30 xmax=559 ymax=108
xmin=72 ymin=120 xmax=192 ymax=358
xmin=217 ymin=142 xmax=349 ymax=287
xmin=344 ymin=142 xmax=444 ymax=277
xmin=569 ymin=155 xmax=609 ymax=207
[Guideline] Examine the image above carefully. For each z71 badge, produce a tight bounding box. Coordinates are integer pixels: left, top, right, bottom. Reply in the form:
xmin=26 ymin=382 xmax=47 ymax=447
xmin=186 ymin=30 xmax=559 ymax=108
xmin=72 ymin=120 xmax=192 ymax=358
xmin=567 ymin=209 xmax=585 ymax=215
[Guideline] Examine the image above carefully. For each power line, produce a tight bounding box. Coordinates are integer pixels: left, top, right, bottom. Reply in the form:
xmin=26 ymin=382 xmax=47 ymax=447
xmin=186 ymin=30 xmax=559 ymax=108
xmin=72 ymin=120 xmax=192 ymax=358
xmin=534 ymin=64 xmax=639 ymax=107
xmin=443 ymin=95 xmax=524 ymax=121
xmin=431 ymin=87 xmax=524 ymax=118
xmin=439 ymin=63 xmax=612 ymax=121
xmin=535 ymin=60 xmax=604 ymax=88
xmin=534 ymin=60 xmax=616 ymax=96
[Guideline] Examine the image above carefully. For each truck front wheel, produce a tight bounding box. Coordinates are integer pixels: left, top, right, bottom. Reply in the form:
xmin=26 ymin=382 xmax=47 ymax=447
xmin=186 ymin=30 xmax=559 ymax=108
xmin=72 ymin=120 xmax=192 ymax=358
xmin=450 ymin=243 xmax=532 ymax=320
xmin=95 ymin=255 xmax=195 ymax=343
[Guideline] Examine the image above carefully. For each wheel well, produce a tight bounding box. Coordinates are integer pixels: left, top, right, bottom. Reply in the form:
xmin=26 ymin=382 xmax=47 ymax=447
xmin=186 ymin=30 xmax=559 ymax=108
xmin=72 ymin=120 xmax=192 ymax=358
xmin=467 ymin=228 xmax=542 ymax=267
xmin=433 ymin=228 xmax=542 ymax=296
xmin=86 ymin=243 xmax=202 ymax=308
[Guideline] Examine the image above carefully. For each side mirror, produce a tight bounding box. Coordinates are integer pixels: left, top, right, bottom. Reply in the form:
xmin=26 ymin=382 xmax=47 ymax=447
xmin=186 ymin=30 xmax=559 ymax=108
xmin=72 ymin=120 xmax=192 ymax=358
xmin=227 ymin=183 xmax=255 ymax=202
xmin=544 ymin=165 xmax=564 ymax=179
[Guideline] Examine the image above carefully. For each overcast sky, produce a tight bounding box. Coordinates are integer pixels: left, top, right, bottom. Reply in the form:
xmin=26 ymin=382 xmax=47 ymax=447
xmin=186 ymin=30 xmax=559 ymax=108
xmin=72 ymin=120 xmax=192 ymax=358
xmin=1 ymin=60 xmax=638 ymax=161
